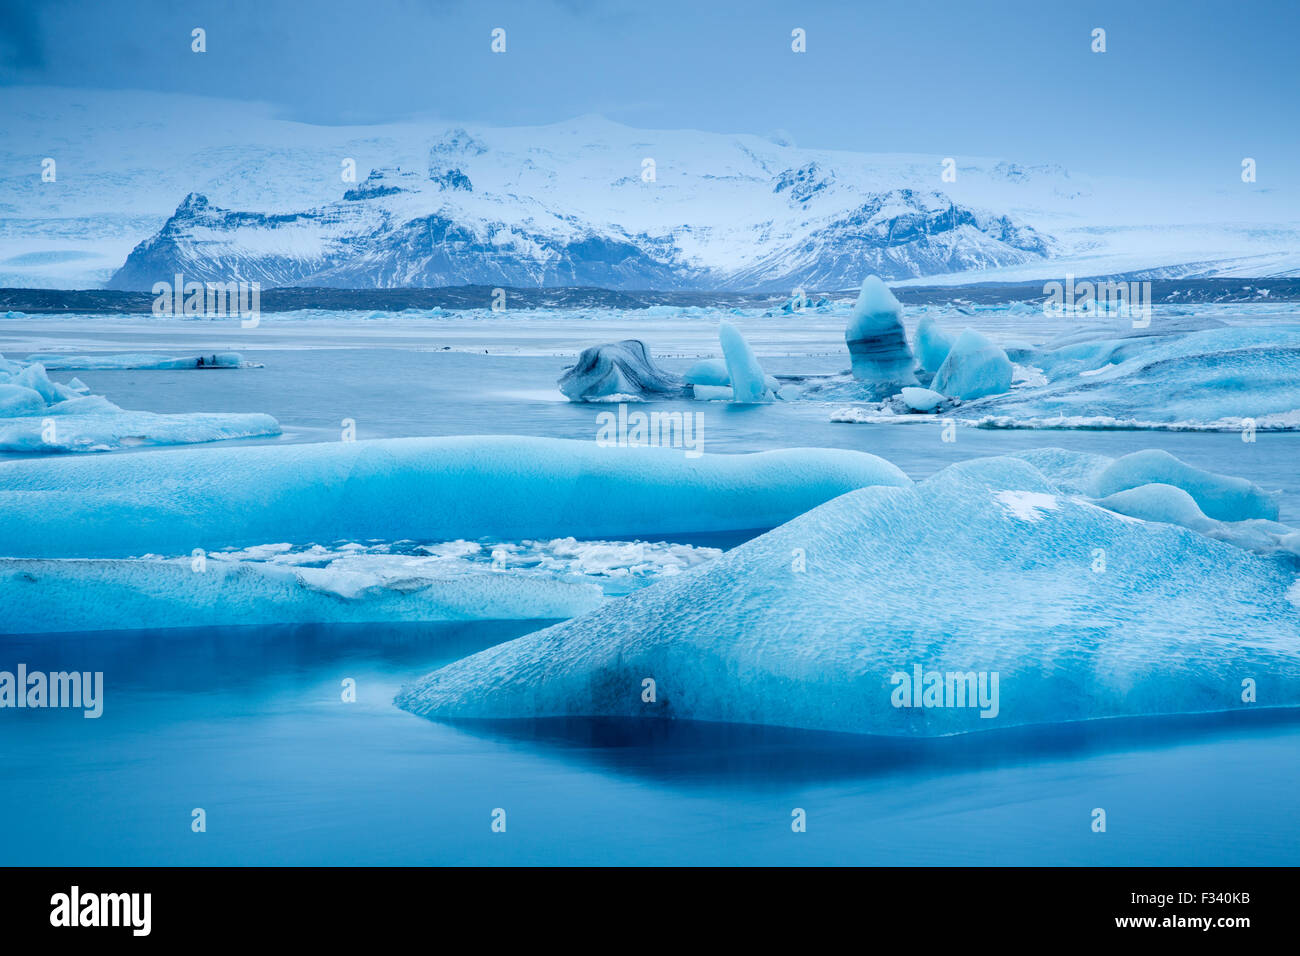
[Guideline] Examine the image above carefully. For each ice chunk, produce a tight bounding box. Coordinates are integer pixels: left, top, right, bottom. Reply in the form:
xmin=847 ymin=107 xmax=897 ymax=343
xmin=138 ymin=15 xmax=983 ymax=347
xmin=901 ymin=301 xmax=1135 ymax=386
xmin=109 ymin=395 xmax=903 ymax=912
xmin=0 ymin=436 xmax=912 ymax=559
xmin=683 ymin=359 xmax=729 ymax=387
xmin=914 ymin=316 xmax=955 ymax=372
xmin=0 ymin=384 xmax=45 ymax=417
xmin=23 ymin=352 xmax=251 ymax=370
xmin=899 ymin=386 xmax=946 ymax=413
xmin=844 ymin=276 xmax=918 ymax=396
xmin=558 ymin=340 xmax=688 ymax=402
xmin=396 ymin=455 xmax=1300 ymax=735
xmin=930 ymin=329 xmax=1013 ymax=400
xmin=718 ymin=320 xmax=769 ymax=403
xmin=1095 ymin=449 xmax=1279 ymax=522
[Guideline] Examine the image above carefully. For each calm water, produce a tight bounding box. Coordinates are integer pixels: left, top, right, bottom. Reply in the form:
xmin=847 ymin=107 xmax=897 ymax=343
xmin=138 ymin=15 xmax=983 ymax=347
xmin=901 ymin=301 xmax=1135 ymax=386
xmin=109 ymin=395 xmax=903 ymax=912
xmin=2 ymin=342 xmax=1298 ymax=865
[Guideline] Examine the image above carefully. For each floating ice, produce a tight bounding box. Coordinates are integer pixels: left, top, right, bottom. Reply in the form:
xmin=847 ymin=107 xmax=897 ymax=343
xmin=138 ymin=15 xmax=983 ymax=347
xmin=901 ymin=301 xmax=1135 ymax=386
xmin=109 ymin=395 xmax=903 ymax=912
xmin=1095 ymin=449 xmax=1279 ymax=522
xmin=0 ymin=557 xmax=603 ymax=634
xmin=957 ymin=325 xmax=1300 ymax=429
xmin=0 ymin=535 xmax=727 ymax=634
xmin=0 ymin=355 xmax=279 ymax=453
xmin=914 ymin=316 xmax=955 ymax=372
xmin=558 ymin=340 xmax=688 ymax=402
xmin=0 ymin=436 xmax=912 ymax=559
xmin=844 ymin=276 xmax=918 ymax=397
xmin=899 ymin=386 xmax=947 ymax=413
xmin=24 ymin=352 xmax=253 ymax=370
xmin=397 ymin=455 xmax=1300 ymax=736
xmin=718 ymin=320 xmax=769 ymax=403
xmin=683 ymin=359 xmax=729 ymax=387
xmin=930 ymin=328 xmax=1014 ymax=400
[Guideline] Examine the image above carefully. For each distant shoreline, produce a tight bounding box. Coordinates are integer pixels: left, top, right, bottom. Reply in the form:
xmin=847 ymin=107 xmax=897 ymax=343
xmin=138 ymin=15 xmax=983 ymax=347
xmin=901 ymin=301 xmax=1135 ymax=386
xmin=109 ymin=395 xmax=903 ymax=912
xmin=2 ymin=277 xmax=1299 ymax=315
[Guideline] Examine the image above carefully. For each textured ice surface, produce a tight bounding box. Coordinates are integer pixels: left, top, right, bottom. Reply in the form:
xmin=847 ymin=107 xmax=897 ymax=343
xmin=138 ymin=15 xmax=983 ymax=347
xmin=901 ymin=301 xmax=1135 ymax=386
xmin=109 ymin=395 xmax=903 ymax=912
xmin=930 ymin=328 xmax=1014 ymax=400
xmin=0 ymin=436 xmax=911 ymax=558
xmin=1094 ymin=484 xmax=1300 ymax=557
xmin=557 ymin=340 xmax=688 ymax=402
xmin=397 ymin=455 xmax=1300 ymax=735
xmin=844 ymin=276 xmax=917 ymax=396
xmin=958 ymin=325 xmax=1300 ymax=428
xmin=914 ymin=316 xmax=955 ymax=372
xmin=24 ymin=352 xmax=252 ymax=370
xmin=0 ymin=355 xmax=278 ymax=452
xmin=718 ymin=320 xmax=769 ymax=403
xmin=0 ymin=536 xmax=723 ymax=634
xmin=0 ymin=557 xmax=604 ymax=634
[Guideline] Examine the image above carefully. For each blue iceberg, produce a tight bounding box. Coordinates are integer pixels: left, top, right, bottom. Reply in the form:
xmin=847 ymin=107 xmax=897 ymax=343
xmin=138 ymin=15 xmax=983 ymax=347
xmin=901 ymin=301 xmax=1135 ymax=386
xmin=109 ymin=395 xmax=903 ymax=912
xmin=0 ymin=436 xmax=912 ymax=559
xmin=718 ymin=320 xmax=769 ymax=404
xmin=930 ymin=328 xmax=1014 ymax=400
xmin=844 ymin=276 xmax=918 ymax=397
xmin=914 ymin=316 xmax=955 ymax=373
xmin=396 ymin=454 xmax=1300 ymax=736
xmin=558 ymin=340 xmax=688 ymax=402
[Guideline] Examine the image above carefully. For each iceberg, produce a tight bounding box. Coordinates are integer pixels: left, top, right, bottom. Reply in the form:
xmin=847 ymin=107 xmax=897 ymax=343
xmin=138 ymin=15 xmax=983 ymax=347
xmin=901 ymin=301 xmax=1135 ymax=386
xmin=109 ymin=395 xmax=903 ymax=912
xmin=0 ymin=356 xmax=278 ymax=453
xmin=0 ymin=436 xmax=912 ymax=559
xmin=914 ymin=316 xmax=955 ymax=373
xmin=717 ymin=320 xmax=769 ymax=403
xmin=397 ymin=455 xmax=1300 ymax=736
xmin=683 ymin=359 xmax=729 ymax=387
xmin=956 ymin=324 xmax=1300 ymax=429
xmin=1094 ymin=449 xmax=1280 ymax=522
xmin=930 ymin=329 xmax=1014 ymax=400
xmin=844 ymin=276 xmax=918 ymax=397
xmin=558 ymin=340 xmax=689 ymax=402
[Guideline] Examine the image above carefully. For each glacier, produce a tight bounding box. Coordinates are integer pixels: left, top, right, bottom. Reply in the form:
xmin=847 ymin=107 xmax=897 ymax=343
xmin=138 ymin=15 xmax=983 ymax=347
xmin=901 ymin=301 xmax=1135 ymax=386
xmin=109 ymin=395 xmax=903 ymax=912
xmin=0 ymin=436 xmax=912 ymax=559
xmin=396 ymin=453 xmax=1300 ymax=736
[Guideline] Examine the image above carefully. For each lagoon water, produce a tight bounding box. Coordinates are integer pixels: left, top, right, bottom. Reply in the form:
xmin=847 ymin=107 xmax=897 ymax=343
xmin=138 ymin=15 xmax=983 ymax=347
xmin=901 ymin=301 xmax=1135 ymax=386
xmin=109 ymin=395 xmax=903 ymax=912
xmin=1 ymin=312 xmax=1298 ymax=865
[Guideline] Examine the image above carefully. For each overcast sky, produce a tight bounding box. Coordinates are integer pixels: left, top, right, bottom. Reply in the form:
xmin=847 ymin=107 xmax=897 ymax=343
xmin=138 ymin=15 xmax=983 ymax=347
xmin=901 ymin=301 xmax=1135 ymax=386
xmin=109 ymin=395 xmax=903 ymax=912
xmin=2 ymin=0 xmax=1297 ymax=182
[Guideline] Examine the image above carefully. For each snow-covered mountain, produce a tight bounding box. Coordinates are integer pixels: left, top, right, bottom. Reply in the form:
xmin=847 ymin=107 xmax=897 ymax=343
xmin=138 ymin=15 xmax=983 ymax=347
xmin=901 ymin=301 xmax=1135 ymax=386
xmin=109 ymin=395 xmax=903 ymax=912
xmin=3 ymin=88 xmax=1298 ymax=290
xmin=107 ymin=167 xmax=1052 ymax=291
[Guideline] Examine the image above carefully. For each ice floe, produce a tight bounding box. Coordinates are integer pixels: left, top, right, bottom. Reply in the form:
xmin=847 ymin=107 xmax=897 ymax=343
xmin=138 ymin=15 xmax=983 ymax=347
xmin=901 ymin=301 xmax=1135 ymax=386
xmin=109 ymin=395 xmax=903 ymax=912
xmin=0 ymin=436 xmax=912 ymax=558
xmin=0 ymin=353 xmax=278 ymax=453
